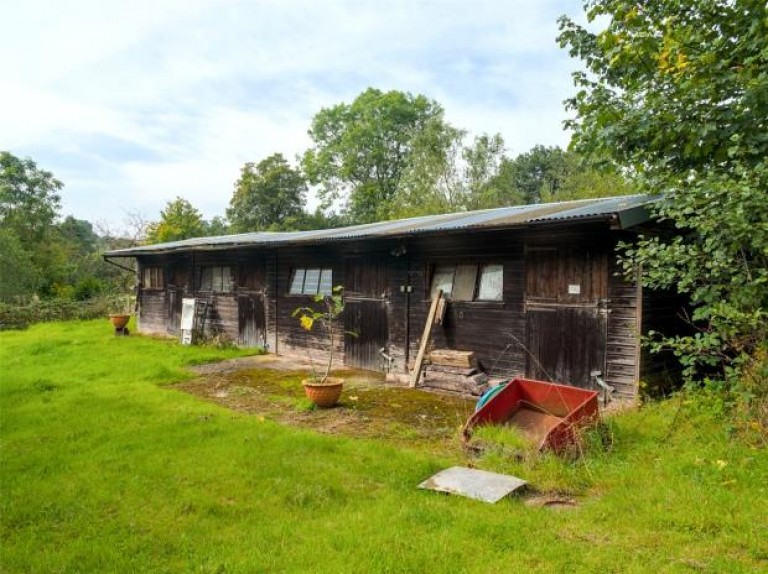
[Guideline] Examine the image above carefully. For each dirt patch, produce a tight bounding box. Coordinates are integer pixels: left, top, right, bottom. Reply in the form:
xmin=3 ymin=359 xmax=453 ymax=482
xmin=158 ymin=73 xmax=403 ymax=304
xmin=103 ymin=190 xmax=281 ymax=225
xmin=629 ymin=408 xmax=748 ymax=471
xmin=176 ymin=358 xmax=477 ymax=456
xmin=524 ymin=495 xmax=579 ymax=511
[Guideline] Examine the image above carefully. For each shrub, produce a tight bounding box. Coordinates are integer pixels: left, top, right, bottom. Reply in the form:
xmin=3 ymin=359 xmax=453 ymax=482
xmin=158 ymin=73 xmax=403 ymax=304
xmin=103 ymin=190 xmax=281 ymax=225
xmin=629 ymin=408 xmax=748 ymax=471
xmin=0 ymin=295 xmax=132 ymax=329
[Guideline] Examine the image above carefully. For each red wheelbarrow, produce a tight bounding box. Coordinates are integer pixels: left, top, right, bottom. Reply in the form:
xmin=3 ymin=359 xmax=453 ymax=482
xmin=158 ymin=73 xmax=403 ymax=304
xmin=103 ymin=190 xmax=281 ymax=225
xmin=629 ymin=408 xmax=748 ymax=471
xmin=462 ymin=378 xmax=600 ymax=452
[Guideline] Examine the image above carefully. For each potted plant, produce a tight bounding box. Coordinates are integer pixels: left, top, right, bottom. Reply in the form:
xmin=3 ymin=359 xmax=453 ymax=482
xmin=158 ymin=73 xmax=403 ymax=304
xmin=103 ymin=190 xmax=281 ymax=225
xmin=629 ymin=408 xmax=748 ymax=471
xmin=108 ymin=294 xmax=134 ymax=330
xmin=292 ymin=286 xmax=352 ymax=408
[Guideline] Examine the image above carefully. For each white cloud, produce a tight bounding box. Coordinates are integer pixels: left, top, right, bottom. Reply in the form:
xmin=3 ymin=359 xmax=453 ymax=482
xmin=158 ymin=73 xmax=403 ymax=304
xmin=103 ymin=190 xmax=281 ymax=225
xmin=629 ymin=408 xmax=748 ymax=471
xmin=0 ymin=0 xmax=585 ymax=226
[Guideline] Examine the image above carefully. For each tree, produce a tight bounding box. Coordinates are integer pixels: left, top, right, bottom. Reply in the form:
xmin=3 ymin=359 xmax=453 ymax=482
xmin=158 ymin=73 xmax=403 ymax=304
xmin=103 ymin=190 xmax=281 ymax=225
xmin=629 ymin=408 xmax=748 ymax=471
xmin=302 ymin=88 xmax=448 ymax=223
xmin=392 ymin=120 xmax=467 ymax=217
xmin=491 ymin=146 xmax=631 ymax=205
xmin=146 ymin=197 xmax=205 ymax=244
xmin=497 ymin=146 xmax=571 ymax=205
xmin=226 ymin=154 xmax=306 ymax=232
xmin=462 ymin=133 xmax=508 ymax=210
xmin=395 ymin=130 xmax=509 ymax=216
xmin=559 ymin=1 xmax=768 ymax=390
xmin=0 ymin=228 xmax=41 ymax=300
xmin=58 ymin=216 xmax=98 ymax=255
xmin=203 ymin=216 xmax=229 ymax=236
xmin=0 ymin=151 xmax=62 ymax=244
xmin=0 ymin=151 xmax=65 ymax=298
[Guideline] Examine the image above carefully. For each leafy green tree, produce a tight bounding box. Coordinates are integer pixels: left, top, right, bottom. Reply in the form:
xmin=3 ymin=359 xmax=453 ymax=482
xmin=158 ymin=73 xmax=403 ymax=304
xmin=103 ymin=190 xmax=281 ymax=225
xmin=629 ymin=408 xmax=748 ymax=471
xmin=146 ymin=197 xmax=205 ymax=244
xmin=559 ymin=0 xmax=768 ymax=388
xmin=0 ymin=151 xmax=66 ymax=298
xmin=483 ymin=145 xmax=630 ymax=207
xmin=0 ymin=228 xmax=41 ymax=300
xmin=462 ymin=134 xmax=508 ymax=210
xmin=226 ymin=154 xmax=306 ymax=232
xmin=58 ymin=216 xmax=98 ymax=255
xmin=52 ymin=217 xmax=104 ymax=298
xmin=494 ymin=145 xmax=564 ymax=205
xmin=0 ymin=151 xmax=62 ymax=243
xmin=393 ymin=129 xmax=509 ymax=216
xmin=204 ymin=216 xmax=229 ymax=236
xmin=302 ymin=88 xmax=448 ymax=223
xmin=393 ymin=120 xmax=467 ymax=217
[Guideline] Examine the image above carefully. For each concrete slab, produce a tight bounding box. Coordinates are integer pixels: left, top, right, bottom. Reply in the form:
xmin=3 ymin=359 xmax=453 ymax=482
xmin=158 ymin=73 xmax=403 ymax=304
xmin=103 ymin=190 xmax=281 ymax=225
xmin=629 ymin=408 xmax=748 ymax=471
xmin=418 ymin=466 xmax=527 ymax=503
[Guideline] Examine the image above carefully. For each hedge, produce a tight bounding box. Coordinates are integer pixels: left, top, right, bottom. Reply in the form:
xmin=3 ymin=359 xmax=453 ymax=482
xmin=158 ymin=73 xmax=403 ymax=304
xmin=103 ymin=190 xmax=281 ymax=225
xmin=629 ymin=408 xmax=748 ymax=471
xmin=0 ymin=296 xmax=134 ymax=330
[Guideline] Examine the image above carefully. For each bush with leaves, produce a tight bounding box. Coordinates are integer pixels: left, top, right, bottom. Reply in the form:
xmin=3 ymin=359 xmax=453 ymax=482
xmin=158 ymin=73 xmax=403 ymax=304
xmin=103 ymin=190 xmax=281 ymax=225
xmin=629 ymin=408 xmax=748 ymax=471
xmin=559 ymin=1 xmax=767 ymax=410
xmin=0 ymin=295 xmax=132 ymax=330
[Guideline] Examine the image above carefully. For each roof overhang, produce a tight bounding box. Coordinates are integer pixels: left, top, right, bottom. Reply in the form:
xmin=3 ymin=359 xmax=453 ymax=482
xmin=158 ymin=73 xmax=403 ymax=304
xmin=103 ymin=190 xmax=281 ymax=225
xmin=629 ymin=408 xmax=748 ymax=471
xmin=104 ymin=194 xmax=659 ymax=259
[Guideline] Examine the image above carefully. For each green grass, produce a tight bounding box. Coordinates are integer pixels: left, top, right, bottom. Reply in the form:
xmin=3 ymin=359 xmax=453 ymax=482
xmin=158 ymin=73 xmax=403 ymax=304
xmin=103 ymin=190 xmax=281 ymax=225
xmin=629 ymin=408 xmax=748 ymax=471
xmin=1 ymin=320 xmax=766 ymax=572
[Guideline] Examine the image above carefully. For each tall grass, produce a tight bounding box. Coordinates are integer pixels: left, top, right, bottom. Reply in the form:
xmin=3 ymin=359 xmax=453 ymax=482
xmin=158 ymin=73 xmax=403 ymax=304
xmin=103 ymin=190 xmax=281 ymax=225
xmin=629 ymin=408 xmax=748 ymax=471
xmin=1 ymin=320 xmax=765 ymax=572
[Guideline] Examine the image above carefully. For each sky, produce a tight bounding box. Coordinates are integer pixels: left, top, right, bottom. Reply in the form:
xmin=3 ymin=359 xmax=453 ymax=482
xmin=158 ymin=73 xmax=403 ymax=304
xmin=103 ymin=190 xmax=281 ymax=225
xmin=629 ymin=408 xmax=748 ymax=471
xmin=1 ymin=0 xmax=590 ymax=231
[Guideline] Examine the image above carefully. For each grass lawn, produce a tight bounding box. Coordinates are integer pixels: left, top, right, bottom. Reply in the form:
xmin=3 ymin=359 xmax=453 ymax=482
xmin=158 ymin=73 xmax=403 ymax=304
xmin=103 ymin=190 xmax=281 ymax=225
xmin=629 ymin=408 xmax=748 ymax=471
xmin=1 ymin=320 xmax=766 ymax=573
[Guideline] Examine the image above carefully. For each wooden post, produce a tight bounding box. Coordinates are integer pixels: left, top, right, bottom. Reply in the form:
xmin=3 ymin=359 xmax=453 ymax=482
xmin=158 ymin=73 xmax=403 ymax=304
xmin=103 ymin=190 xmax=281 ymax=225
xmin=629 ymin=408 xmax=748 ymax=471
xmin=410 ymin=290 xmax=443 ymax=387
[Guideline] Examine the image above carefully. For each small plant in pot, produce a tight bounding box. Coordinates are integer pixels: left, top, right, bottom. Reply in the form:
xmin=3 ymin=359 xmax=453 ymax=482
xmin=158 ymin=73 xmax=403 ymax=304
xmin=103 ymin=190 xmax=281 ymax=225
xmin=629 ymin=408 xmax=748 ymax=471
xmin=292 ymin=286 xmax=354 ymax=408
xmin=108 ymin=294 xmax=134 ymax=330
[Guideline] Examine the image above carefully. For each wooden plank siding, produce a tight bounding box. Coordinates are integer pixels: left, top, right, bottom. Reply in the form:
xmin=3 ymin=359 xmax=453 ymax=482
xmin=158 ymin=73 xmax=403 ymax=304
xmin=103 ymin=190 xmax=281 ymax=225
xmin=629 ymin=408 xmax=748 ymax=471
xmin=273 ymin=247 xmax=346 ymax=365
xmin=131 ymin=221 xmax=675 ymax=400
xmin=137 ymin=291 xmax=167 ymax=334
xmin=605 ymin=257 xmax=642 ymax=399
xmin=403 ymin=231 xmax=527 ymax=379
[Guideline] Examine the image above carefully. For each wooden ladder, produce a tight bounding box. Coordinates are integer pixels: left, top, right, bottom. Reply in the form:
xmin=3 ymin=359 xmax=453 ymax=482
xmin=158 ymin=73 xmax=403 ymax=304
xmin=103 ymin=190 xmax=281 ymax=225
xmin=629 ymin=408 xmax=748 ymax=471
xmin=193 ymin=299 xmax=210 ymax=334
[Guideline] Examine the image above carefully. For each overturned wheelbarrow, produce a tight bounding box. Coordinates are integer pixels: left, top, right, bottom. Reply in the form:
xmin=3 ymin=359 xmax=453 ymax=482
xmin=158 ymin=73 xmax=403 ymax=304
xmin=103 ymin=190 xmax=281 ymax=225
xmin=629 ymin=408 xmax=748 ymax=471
xmin=462 ymin=378 xmax=599 ymax=453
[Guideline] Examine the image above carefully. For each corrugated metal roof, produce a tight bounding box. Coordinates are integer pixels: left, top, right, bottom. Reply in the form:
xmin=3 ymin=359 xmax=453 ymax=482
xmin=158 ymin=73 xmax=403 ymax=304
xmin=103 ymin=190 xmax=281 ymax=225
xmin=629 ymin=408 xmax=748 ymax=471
xmin=105 ymin=194 xmax=657 ymax=257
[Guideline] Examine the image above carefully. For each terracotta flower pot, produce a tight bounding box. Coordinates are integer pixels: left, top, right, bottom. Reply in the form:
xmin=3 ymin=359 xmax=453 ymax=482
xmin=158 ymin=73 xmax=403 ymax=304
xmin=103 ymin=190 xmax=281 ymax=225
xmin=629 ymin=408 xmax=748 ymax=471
xmin=108 ymin=314 xmax=131 ymax=329
xmin=302 ymin=377 xmax=344 ymax=408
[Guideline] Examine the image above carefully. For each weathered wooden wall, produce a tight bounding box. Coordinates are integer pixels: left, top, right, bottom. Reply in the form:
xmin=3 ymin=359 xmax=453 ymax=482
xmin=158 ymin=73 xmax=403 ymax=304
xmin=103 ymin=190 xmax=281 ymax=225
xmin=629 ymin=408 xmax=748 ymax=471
xmin=133 ymin=221 xmax=672 ymax=400
xmin=399 ymin=231 xmax=526 ymax=380
xmin=137 ymin=291 xmax=167 ymax=334
xmin=605 ymin=256 xmax=642 ymax=399
xmin=272 ymin=247 xmax=346 ymax=365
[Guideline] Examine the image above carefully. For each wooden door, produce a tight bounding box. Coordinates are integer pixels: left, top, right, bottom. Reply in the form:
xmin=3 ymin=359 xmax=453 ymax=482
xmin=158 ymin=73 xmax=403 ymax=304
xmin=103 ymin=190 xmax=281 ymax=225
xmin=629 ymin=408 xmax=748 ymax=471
xmin=167 ymin=287 xmax=182 ymax=335
xmin=166 ymin=263 xmax=188 ymax=335
xmin=525 ymin=246 xmax=608 ymax=388
xmin=526 ymin=307 xmax=607 ymax=387
xmin=238 ymin=293 xmax=266 ymax=348
xmin=344 ymin=299 xmax=389 ymax=370
xmin=344 ymin=256 xmax=389 ymax=371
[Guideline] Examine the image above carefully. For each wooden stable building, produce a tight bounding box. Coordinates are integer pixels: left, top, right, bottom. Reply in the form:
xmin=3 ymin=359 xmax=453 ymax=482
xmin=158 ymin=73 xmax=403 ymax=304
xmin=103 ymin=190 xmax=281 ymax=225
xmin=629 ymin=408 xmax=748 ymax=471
xmin=105 ymin=195 xmax=683 ymax=401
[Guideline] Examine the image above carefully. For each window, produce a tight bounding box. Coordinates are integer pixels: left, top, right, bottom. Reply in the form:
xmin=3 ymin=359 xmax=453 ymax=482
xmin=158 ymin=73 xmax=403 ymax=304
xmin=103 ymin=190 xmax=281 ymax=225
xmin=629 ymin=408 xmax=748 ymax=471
xmin=477 ymin=264 xmax=503 ymax=301
xmin=142 ymin=266 xmax=164 ymax=289
xmin=198 ymin=266 xmax=233 ymax=293
xmin=289 ymin=268 xmax=332 ymax=295
xmin=430 ymin=263 xmax=503 ymax=301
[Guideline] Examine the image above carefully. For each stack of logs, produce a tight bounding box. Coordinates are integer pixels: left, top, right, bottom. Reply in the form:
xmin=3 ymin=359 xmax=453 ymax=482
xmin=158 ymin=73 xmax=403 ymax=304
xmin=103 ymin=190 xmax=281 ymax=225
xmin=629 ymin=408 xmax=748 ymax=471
xmin=420 ymin=349 xmax=490 ymax=397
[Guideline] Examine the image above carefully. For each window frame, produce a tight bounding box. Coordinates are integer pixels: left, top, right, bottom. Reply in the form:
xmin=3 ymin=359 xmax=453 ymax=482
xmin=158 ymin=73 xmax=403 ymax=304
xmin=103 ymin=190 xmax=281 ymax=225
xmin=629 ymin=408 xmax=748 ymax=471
xmin=288 ymin=267 xmax=333 ymax=296
xmin=429 ymin=262 xmax=504 ymax=303
xmin=142 ymin=266 xmax=165 ymax=290
xmin=197 ymin=265 xmax=234 ymax=294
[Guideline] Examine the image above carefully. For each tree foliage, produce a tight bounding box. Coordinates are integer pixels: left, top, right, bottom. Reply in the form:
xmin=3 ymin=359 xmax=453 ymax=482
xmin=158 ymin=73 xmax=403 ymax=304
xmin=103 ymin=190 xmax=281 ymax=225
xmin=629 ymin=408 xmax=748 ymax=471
xmin=393 ymin=138 xmax=630 ymax=217
xmin=302 ymin=88 xmax=447 ymax=223
xmin=491 ymin=145 xmax=631 ymax=206
xmin=146 ymin=197 xmax=205 ymax=244
xmin=559 ymin=1 xmax=768 ymax=390
xmin=0 ymin=151 xmax=65 ymax=299
xmin=204 ymin=216 xmax=229 ymax=236
xmin=0 ymin=151 xmax=62 ymax=243
xmin=0 ymin=228 xmax=41 ymax=300
xmin=394 ymin=130 xmax=508 ymax=216
xmin=227 ymin=154 xmax=306 ymax=232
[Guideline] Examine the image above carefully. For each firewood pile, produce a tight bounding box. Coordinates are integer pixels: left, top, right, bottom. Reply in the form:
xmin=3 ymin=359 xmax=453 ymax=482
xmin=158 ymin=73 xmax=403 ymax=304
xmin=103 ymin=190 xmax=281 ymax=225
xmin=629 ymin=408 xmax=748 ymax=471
xmin=420 ymin=349 xmax=490 ymax=397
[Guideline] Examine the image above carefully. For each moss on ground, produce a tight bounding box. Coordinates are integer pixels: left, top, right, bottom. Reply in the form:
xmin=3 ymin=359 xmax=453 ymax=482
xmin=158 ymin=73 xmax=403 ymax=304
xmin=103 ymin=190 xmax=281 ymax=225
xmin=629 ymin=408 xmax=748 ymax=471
xmin=174 ymin=367 xmax=476 ymax=456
